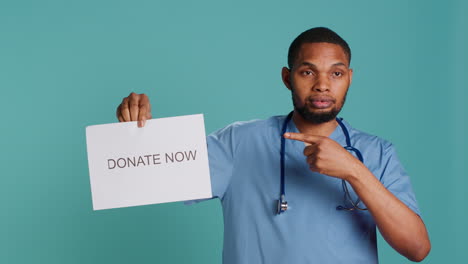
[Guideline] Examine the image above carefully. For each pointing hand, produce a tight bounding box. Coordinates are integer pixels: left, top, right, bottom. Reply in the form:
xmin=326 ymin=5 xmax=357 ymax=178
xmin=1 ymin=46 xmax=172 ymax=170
xmin=284 ymin=132 xmax=362 ymax=180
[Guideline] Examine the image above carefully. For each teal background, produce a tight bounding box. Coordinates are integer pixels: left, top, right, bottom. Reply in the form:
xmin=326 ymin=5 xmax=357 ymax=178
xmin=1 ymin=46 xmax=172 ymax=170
xmin=1 ymin=0 xmax=466 ymax=263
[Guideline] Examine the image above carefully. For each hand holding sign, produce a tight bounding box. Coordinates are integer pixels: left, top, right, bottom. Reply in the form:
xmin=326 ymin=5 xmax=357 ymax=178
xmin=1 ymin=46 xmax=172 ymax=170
xmin=284 ymin=132 xmax=362 ymax=181
xmin=116 ymin=92 xmax=152 ymax=127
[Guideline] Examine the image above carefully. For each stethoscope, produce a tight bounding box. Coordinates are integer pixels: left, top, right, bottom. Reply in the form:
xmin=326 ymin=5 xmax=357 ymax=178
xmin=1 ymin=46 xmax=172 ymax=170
xmin=277 ymin=111 xmax=368 ymax=214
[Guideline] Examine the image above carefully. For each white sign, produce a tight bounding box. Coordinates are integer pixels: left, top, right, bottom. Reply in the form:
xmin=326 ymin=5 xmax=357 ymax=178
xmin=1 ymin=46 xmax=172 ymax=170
xmin=85 ymin=114 xmax=212 ymax=210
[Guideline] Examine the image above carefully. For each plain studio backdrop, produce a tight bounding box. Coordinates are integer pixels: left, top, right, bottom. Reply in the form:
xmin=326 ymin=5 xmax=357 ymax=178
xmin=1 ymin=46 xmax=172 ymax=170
xmin=0 ymin=0 xmax=466 ymax=263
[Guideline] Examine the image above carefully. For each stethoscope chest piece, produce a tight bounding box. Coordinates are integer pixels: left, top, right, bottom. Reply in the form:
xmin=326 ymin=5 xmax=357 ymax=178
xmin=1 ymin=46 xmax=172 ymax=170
xmin=277 ymin=195 xmax=288 ymax=214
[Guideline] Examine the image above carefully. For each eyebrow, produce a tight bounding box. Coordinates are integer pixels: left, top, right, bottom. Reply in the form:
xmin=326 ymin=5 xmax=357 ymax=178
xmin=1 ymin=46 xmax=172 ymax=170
xmin=300 ymin=62 xmax=348 ymax=68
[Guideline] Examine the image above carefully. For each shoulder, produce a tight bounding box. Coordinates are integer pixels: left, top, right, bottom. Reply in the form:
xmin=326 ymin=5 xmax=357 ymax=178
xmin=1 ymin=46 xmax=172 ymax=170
xmin=209 ymin=115 xmax=284 ymax=138
xmin=207 ymin=115 xmax=285 ymax=154
xmin=339 ymin=119 xmax=397 ymax=166
xmin=340 ymin=119 xmax=401 ymax=175
xmin=341 ymin=119 xmax=393 ymax=150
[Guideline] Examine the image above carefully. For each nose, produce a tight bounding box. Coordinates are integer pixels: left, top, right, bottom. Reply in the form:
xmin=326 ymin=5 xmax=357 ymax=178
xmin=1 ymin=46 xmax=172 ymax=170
xmin=313 ymin=73 xmax=330 ymax=92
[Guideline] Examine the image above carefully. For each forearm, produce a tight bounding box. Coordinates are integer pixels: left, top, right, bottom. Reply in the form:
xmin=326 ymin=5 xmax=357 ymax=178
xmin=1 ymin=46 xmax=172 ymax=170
xmin=347 ymin=163 xmax=431 ymax=262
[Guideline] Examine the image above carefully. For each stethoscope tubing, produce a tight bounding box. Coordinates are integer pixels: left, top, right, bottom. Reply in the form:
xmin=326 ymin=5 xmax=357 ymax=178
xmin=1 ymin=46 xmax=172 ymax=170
xmin=277 ymin=111 xmax=367 ymax=214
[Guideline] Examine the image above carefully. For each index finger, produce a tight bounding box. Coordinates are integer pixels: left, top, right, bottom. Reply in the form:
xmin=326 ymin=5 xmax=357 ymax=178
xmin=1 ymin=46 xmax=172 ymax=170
xmin=137 ymin=104 xmax=149 ymax=127
xmin=284 ymin=132 xmax=322 ymax=145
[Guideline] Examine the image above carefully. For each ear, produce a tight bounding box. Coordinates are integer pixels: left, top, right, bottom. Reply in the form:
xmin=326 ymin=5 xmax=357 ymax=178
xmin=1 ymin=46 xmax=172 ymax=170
xmin=281 ymin=67 xmax=292 ymax=91
xmin=349 ymin=68 xmax=353 ymax=85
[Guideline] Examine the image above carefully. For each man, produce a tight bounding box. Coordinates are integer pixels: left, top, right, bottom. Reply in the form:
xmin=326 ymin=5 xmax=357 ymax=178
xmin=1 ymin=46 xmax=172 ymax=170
xmin=115 ymin=27 xmax=430 ymax=263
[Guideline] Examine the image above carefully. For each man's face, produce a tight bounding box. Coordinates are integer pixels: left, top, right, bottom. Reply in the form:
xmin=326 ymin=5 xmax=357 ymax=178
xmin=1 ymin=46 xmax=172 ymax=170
xmin=282 ymin=42 xmax=353 ymax=124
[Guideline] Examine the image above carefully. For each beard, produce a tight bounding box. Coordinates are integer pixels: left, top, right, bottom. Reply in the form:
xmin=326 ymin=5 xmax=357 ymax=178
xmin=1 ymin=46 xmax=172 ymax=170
xmin=291 ymin=89 xmax=347 ymax=124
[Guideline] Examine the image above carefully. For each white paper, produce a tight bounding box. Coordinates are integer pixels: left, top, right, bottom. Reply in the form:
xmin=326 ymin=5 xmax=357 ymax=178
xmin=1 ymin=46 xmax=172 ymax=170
xmin=85 ymin=114 xmax=212 ymax=210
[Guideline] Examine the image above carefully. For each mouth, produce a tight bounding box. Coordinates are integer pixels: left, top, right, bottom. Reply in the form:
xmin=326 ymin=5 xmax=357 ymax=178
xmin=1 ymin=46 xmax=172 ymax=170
xmin=308 ymin=96 xmax=335 ymax=109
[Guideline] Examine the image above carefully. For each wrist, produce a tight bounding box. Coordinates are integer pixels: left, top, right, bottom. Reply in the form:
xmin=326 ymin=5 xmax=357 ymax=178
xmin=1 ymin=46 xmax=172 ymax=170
xmin=345 ymin=161 xmax=368 ymax=184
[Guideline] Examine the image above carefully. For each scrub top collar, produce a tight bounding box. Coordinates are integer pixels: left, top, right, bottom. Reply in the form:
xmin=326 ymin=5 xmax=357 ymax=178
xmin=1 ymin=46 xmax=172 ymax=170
xmin=286 ymin=114 xmax=350 ymax=148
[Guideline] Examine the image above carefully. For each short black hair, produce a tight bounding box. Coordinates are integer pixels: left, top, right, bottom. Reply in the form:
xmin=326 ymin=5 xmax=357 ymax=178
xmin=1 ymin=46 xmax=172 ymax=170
xmin=287 ymin=27 xmax=351 ymax=69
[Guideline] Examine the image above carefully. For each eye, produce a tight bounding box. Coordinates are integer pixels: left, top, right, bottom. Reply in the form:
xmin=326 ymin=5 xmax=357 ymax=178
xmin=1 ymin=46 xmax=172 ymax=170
xmin=302 ymin=70 xmax=314 ymax=76
xmin=332 ymin=71 xmax=343 ymax=77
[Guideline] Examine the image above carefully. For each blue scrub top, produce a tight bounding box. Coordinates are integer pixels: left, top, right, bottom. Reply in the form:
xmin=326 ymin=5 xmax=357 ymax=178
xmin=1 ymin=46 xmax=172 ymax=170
xmin=196 ymin=115 xmax=420 ymax=264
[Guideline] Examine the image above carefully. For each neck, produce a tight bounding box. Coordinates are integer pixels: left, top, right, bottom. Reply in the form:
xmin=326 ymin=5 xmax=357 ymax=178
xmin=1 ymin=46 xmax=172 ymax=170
xmin=292 ymin=111 xmax=339 ymax=137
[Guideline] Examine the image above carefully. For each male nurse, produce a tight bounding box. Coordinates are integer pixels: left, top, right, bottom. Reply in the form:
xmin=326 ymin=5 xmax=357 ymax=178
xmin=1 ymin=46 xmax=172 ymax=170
xmin=115 ymin=27 xmax=430 ymax=263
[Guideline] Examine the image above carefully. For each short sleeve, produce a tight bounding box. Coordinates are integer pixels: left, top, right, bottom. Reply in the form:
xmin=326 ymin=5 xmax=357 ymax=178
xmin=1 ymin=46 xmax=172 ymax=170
xmin=379 ymin=143 xmax=421 ymax=216
xmin=206 ymin=125 xmax=235 ymax=199
xmin=184 ymin=124 xmax=235 ymax=205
